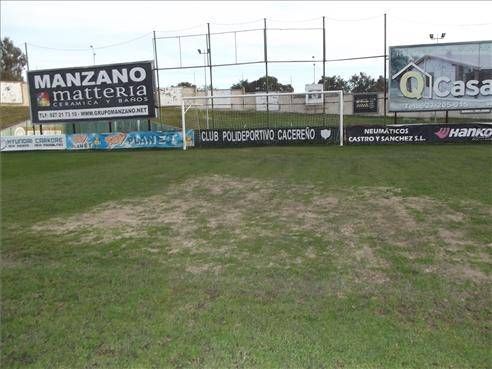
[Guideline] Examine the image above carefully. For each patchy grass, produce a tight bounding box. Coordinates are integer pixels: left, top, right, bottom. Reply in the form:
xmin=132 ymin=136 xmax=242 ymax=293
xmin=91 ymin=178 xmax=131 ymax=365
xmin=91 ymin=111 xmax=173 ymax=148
xmin=1 ymin=145 xmax=491 ymax=368
xmin=0 ymin=105 xmax=30 ymax=129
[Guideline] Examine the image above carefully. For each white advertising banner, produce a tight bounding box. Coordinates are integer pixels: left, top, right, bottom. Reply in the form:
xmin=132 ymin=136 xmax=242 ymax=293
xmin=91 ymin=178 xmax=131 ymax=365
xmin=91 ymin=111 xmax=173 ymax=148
xmin=159 ymin=87 xmax=183 ymax=106
xmin=255 ymin=93 xmax=279 ymax=111
xmin=212 ymin=89 xmax=232 ymax=109
xmin=1 ymin=135 xmax=67 ymax=152
xmin=1 ymin=82 xmax=23 ymax=104
xmin=305 ymin=84 xmax=324 ymax=105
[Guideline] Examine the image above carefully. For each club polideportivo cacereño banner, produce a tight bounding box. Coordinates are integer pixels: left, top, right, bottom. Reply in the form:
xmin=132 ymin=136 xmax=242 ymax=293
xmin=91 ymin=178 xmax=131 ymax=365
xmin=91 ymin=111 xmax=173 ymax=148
xmin=389 ymin=40 xmax=492 ymax=112
xmin=345 ymin=123 xmax=492 ymax=144
xmin=27 ymin=61 xmax=156 ymax=124
xmin=196 ymin=126 xmax=339 ymax=147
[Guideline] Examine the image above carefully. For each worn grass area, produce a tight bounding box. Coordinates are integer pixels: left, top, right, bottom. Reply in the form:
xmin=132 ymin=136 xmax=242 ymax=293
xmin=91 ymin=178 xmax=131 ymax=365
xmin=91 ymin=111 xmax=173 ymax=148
xmin=1 ymin=145 xmax=491 ymax=368
xmin=0 ymin=105 xmax=30 ymax=129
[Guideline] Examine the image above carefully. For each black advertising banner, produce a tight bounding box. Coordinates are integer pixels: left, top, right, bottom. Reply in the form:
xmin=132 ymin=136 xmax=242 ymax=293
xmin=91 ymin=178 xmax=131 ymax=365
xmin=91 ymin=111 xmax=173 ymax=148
xmin=353 ymin=94 xmax=378 ymax=113
xmin=345 ymin=124 xmax=492 ymax=144
xmin=27 ymin=61 xmax=156 ymax=124
xmin=196 ymin=126 xmax=339 ymax=147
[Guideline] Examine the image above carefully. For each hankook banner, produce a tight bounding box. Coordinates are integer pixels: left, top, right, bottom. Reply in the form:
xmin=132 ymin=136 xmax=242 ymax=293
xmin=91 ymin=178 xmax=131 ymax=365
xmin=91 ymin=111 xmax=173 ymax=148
xmin=389 ymin=40 xmax=492 ymax=112
xmin=27 ymin=61 xmax=156 ymax=124
xmin=345 ymin=123 xmax=492 ymax=144
xmin=196 ymin=126 xmax=339 ymax=147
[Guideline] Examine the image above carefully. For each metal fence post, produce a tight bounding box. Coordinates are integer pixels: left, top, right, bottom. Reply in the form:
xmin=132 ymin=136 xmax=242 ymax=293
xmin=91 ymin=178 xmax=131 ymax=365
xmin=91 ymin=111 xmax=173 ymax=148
xmin=263 ymin=18 xmax=269 ymax=124
xmin=207 ymin=23 xmax=215 ymax=127
xmin=383 ymin=13 xmax=387 ymax=121
xmin=339 ymin=91 xmax=344 ymax=146
xmin=24 ymin=42 xmax=38 ymax=135
xmin=322 ymin=16 xmax=326 ymax=115
xmin=181 ymin=101 xmax=187 ymax=151
xmin=153 ymin=30 xmax=163 ymax=125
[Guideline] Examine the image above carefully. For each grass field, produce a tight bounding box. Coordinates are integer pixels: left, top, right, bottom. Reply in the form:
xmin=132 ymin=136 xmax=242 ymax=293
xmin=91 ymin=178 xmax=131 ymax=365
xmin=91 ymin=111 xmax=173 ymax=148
xmin=1 ymin=145 xmax=491 ymax=368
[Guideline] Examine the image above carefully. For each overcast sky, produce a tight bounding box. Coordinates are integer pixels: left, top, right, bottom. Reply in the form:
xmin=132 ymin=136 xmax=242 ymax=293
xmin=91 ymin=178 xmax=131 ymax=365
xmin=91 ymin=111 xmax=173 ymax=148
xmin=2 ymin=1 xmax=491 ymax=91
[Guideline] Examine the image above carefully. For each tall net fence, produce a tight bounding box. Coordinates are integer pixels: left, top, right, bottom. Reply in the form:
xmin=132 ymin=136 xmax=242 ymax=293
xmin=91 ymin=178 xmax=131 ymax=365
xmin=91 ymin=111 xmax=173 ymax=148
xmin=182 ymin=91 xmax=343 ymax=131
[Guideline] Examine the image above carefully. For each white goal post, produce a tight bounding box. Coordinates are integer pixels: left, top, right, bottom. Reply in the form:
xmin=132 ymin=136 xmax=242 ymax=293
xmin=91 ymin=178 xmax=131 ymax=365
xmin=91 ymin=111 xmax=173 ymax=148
xmin=180 ymin=90 xmax=344 ymax=150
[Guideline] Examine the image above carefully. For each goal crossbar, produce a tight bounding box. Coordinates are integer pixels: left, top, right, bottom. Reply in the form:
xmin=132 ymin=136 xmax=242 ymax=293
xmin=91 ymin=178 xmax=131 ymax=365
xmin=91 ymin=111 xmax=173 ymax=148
xmin=180 ymin=90 xmax=344 ymax=150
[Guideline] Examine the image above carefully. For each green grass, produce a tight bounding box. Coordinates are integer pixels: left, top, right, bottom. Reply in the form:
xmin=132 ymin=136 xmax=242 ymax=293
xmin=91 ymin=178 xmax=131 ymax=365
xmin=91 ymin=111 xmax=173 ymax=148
xmin=2 ymin=145 xmax=491 ymax=368
xmin=0 ymin=105 xmax=30 ymax=129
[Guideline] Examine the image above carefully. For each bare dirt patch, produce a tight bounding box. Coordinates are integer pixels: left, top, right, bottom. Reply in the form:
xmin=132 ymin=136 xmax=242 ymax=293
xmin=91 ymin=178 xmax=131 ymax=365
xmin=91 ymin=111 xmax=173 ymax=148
xmin=32 ymin=175 xmax=491 ymax=283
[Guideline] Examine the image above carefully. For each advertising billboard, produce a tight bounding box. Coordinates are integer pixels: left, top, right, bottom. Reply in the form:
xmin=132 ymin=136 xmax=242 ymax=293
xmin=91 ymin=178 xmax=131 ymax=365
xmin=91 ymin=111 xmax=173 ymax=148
xmin=389 ymin=40 xmax=492 ymax=112
xmin=65 ymin=130 xmax=194 ymax=150
xmin=196 ymin=126 xmax=338 ymax=147
xmin=255 ymin=93 xmax=279 ymax=111
xmin=345 ymin=123 xmax=492 ymax=144
xmin=353 ymin=93 xmax=378 ymax=113
xmin=1 ymin=135 xmax=66 ymax=152
xmin=27 ymin=61 xmax=156 ymax=124
xmin=1 ymin=82 xmax=23 ymax=104
xmin=305 ymin=84 xmax=324 ymax=105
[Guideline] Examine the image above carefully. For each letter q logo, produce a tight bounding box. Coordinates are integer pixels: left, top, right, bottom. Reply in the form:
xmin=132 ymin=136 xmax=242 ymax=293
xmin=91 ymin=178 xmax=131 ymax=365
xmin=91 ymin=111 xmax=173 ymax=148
xmin=399 ymin=70 xmax=425 ymax=99
xmin=392 ymin=62 xmax=432 ymax=100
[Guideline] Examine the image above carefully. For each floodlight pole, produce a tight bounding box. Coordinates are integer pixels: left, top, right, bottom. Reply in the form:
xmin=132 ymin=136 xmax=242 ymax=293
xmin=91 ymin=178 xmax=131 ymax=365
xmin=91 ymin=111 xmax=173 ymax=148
xmin=312 ymin=56 xmax=316 ymax=84
xmin=429 ymin=32 xmax=446 ymax=122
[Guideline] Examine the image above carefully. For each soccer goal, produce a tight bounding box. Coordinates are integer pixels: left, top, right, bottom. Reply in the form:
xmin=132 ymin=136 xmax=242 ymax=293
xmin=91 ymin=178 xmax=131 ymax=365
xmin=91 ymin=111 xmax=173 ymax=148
xmin=180 ymin=90 xmax=344 ymax=149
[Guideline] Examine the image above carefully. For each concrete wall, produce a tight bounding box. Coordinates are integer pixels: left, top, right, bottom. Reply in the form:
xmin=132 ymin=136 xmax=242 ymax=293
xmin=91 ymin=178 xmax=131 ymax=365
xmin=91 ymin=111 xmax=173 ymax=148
xmin=179 ymin=88 xmax=491 ymax=120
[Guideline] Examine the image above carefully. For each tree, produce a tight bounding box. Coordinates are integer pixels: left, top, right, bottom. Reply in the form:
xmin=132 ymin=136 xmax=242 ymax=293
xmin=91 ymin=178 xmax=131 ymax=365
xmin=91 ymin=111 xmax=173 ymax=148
xmin=231 ymin=79 xmax=248 ymax=90
xmin=1 ymin=38 xmax=27 ymax=81
xmin=348 ymin=72 xmax=377 ymax=93
xmin=231 ymin=76 xmax=293 ymax=92
xmin=318 ymin=75 xmax=350 ymax=93
xmin=173 ymin=82 xmax=196 ymax=88
xmin=370 ymin=75 xmax=388 ymax=92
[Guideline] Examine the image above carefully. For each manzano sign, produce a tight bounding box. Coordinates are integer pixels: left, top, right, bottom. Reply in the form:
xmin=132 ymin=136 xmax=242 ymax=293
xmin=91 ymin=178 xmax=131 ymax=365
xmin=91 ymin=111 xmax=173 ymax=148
xmin=27 ymin=61 xmax=156 ymax=124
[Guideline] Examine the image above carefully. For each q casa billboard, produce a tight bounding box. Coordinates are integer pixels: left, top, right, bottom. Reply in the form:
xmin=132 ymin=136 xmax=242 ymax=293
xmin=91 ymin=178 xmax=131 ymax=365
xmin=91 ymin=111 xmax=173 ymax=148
xmin=27 ymin=61 xmax=156 ymax=124
xmin=389 ymin=40 xmax=492 ymax=112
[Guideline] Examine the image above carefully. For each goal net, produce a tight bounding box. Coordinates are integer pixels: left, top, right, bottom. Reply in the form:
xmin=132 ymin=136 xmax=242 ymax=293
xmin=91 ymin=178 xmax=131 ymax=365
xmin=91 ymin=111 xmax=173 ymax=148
xmin=180 ymin=90 xmax=344 ymax=149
